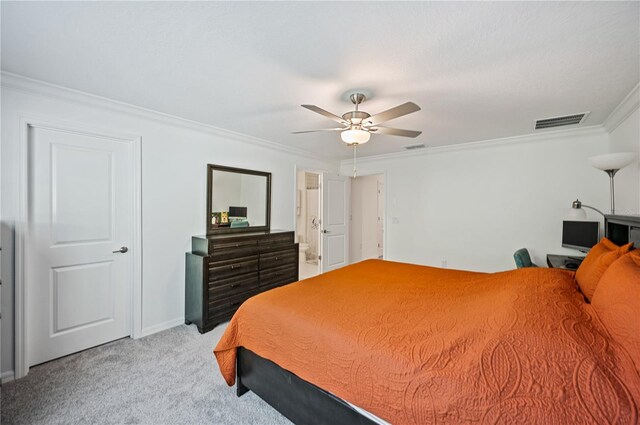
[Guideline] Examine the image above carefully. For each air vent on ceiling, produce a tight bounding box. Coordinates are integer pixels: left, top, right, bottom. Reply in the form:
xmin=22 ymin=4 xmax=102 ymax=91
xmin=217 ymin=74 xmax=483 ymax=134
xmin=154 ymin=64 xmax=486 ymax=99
xmin=402 ymin=143 xmax=426 ymax=151
xmin=534 ymin=112 xmax=589 ymax=130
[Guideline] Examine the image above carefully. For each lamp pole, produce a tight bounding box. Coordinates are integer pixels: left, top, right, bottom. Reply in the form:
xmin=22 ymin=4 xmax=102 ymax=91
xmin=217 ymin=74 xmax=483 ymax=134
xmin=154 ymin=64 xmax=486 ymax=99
xmin=604 ymin=169 xmax=618 ymax=215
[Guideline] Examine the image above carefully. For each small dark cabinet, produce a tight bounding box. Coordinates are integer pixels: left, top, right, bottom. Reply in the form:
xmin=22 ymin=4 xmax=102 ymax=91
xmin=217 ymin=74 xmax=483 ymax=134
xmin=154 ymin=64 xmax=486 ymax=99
xmin=185 ymin=230 xmax=298 ymax=333
xmin=605 ymin=214 xmax=640 ymax=247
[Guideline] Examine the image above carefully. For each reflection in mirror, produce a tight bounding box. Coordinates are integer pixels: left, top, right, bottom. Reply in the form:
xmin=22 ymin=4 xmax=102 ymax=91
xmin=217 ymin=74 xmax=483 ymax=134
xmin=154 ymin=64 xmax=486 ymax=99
xmin=210 ymin=170 xmax=267 ymax=229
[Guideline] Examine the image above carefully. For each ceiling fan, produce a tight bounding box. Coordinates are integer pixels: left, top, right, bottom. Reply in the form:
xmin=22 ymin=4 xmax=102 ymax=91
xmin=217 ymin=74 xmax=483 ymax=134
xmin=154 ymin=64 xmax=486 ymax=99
xmin=293 ymin=93 xmax=422 ymax=145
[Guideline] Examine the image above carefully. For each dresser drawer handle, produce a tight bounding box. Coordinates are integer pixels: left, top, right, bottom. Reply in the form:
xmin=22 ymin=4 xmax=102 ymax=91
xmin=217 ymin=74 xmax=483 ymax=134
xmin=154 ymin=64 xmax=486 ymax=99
xmin=275 ymin=257 xmax=279 ymax=261
xmin=235 ymin=244 xmax=240 ymax=247
xmin=230 ymin=264 xmax=242 ymax=270
xmin=230 ymin=283 xmax=239 ymax=289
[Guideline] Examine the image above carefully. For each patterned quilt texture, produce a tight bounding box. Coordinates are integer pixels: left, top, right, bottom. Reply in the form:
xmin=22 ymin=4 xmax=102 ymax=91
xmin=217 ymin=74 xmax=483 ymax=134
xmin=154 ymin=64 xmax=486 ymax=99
xmin=214 ymin=259 xmax=639 ymax=424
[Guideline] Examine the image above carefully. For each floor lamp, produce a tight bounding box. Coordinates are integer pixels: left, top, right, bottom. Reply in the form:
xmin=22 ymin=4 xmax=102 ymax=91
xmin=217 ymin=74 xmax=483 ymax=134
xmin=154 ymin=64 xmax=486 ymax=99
xmin=588 ymin=152 xmax=637 ymax=215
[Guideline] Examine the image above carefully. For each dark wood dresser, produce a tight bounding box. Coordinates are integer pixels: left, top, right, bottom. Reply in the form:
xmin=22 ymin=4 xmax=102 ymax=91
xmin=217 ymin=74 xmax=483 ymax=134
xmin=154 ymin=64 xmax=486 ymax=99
xmin=185 ymin=230 xmax=298 ymax=333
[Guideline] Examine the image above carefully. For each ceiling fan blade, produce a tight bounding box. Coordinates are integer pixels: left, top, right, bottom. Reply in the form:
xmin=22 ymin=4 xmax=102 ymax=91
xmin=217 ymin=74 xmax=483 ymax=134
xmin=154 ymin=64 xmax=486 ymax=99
xmin=292 ymin=128 xmax=345 ymax=134
xmin=301 ymin=104 xmax=348 ymax=124
xmin=366 ymin=102 xmax=421 ymax=126
xmin=371 ymin=127 xmax=422 ymax=138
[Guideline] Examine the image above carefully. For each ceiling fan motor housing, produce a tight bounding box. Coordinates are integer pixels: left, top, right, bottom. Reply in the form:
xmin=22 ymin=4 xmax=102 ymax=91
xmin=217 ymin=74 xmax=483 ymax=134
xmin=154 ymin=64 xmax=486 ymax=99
xmin=342 ymin=110 xmax=371 ymax=126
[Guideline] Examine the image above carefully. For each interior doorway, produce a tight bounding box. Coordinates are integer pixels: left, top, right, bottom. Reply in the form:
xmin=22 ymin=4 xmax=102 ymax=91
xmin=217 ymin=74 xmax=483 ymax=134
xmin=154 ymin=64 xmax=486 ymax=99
xmin=295 ymin=170 xmax=322 ymax=279
xmin=350 ymin=174 xmax=385 ymax=263
xmin=16 ymin=120 xmax=142 ymax=378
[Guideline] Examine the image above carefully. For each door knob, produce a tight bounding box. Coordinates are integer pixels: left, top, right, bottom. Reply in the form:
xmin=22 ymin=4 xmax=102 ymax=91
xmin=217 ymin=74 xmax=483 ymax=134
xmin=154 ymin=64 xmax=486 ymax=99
xmin=322 ymin=230 xmax=330 ymax=234
xmin=112 ymin=246 xmax=129 ymax=254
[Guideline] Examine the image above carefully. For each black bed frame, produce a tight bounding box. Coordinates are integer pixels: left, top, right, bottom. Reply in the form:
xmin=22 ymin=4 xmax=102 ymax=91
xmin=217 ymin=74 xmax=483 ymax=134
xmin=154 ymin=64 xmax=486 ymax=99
xmin=236 ymin=347 xmax=377 ymax=425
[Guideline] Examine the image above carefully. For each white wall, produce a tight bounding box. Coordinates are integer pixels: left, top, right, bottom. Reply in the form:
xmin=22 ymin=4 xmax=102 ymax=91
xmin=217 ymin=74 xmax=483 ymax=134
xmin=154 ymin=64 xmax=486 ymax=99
xmin=608 ymin=107 xmax=640 ymax=215
xmin=0 ymin=75 xmax=336 ymax=376
xmin=341 ymin=128 xmax=613 ymax=272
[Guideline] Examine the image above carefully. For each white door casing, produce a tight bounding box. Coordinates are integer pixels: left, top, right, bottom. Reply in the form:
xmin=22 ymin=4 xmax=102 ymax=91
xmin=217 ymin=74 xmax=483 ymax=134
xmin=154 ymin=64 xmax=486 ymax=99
xmin=321 ymin=173 xmax=350 ymax=272
xmin=19 ymin=122 xmax=140 ymax=370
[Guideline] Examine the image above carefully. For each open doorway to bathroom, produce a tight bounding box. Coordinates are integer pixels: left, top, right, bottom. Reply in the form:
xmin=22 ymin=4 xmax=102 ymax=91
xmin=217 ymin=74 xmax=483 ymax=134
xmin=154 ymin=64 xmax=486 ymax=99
xmin=350 ymin=173 xmax=385 ymax=263
xmin=296 ymin=170 xmax=322 ymax=279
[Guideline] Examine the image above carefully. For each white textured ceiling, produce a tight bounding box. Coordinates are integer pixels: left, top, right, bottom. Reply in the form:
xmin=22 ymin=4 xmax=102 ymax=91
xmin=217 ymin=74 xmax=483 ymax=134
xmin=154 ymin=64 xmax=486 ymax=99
xmin=2 ymin=1 xmax=639 ymax=159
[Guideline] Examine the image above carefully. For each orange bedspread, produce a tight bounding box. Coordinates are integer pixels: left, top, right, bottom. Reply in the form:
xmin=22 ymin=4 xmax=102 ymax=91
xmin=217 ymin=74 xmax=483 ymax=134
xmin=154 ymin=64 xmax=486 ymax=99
xmin=215 ymin=259 xmax=640 ymax=424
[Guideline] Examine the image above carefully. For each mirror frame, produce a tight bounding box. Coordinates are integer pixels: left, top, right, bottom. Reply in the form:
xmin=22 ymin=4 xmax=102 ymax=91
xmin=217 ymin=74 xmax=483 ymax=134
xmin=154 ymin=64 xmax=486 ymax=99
xmin=206 ymin=164 xmax=272 ymax=235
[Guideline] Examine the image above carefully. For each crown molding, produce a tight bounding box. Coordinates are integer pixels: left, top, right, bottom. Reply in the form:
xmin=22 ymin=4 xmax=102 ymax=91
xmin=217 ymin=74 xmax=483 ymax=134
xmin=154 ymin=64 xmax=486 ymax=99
xmin=0 ymin=71 xmax=337 ymax=161
xmin=4 ymin=71 xmax=624 ymax=166
xmin=341 ymin=125 xmax=608 ymax=167
xmin=603 ymin=82 xmax=640 ymax=133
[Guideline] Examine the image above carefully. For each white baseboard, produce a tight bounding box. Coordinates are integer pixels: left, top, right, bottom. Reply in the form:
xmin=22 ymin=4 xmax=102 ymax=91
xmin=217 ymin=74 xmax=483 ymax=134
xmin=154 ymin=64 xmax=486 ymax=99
xmin=1 ymin=370 xmax=15 ymax=383
xmin=138 ymin=317 xmax=184 ymax=338
xmin=0 ymin=320 xmax=184 ymax=381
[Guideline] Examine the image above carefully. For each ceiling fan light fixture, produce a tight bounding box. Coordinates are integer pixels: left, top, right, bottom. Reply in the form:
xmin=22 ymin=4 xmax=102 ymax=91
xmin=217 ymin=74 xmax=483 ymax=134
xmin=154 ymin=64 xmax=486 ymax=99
xmin=341 ymin=129 xmax=370 ymax=145
xmin=296 ymin=93 xmax=421 ymax=148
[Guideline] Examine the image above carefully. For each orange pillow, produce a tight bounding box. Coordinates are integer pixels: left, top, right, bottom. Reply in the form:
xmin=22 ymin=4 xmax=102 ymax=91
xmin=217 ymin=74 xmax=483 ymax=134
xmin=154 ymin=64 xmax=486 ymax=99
xmin=574 ymin=237 xmax=633 ymax=302
xmin=591 ymin=250 xmax=640 ymax=373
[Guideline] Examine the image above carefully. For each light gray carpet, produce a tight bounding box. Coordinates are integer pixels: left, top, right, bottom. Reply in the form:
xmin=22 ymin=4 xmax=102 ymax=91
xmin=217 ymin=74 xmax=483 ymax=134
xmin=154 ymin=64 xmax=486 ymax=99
xmin=1 ymin=324 xmax=292 ymax=425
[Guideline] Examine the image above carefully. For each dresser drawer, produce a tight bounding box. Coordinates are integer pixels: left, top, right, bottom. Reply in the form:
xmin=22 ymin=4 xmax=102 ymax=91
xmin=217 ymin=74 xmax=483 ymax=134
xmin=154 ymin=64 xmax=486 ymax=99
xmin=207 ymin=288 xmax=259 ymax=317
xmin=261 ymin=263 xmax=298 ymax=289
xmin=261 ymin=276 xmax=297 ymax=292
xmin=209 ymin=238 xmax=258 ymax=259
xmin=208 ymin=255 xmax=259 ymax=281
xmin=208 ymin=272 xmax=259 ymax=300
xmin=260 ymin=247 xmax=297 ymax=270
xmin=206 ymin=309 xmax=236 ymax=328
xmin=258 ymin=233 xmax=294 ymax=251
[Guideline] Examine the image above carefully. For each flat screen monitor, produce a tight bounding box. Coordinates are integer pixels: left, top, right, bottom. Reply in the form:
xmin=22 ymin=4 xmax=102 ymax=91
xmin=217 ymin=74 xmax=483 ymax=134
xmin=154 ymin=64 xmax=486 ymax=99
xmin=562 ymin=221 xmax=600 ymax=252
xmin=229 ymin=206 xmax=247 ymax=218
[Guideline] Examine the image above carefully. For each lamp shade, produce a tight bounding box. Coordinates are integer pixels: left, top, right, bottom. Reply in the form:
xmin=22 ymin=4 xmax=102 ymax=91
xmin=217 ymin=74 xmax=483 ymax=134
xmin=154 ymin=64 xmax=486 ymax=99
xmin=341 ymin=129 xmax=370 ymax=145
xmin=566 ymin=207 xmax=588 ymax=220
xmin=589 ymin=152 xmax=637 ymax=171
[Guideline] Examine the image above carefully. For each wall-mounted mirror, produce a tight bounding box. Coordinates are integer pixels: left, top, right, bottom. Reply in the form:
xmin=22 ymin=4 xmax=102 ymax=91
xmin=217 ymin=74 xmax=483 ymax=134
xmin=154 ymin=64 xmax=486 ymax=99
xmin=207 ymin=164 xmax=271 ymax=234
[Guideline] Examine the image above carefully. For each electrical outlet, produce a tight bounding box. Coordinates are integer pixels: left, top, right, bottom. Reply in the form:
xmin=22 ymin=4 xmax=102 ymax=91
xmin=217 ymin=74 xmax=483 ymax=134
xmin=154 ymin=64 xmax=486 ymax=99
xmin=441 ymin=260 xmax=447 ymax=268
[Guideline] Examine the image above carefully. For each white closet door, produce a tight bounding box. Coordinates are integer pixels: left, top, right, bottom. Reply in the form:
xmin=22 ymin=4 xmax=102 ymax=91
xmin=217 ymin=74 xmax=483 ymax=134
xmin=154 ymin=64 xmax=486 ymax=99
xmin=28 ymin=126 xmax=133 ymax=366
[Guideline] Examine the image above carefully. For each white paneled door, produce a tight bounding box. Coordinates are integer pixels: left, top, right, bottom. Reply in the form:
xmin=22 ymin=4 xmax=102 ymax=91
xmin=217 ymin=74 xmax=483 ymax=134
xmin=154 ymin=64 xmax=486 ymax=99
xmin=321 ymin=173 xmax=350 ymax=272
xmin=27 ymin=126 xmax=133 ymax=366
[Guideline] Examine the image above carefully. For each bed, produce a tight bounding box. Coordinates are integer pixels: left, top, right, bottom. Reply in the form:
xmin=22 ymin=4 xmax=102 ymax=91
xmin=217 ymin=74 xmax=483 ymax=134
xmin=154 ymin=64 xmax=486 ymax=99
xmin=214 ymin=259 xmax=639 ymax=424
